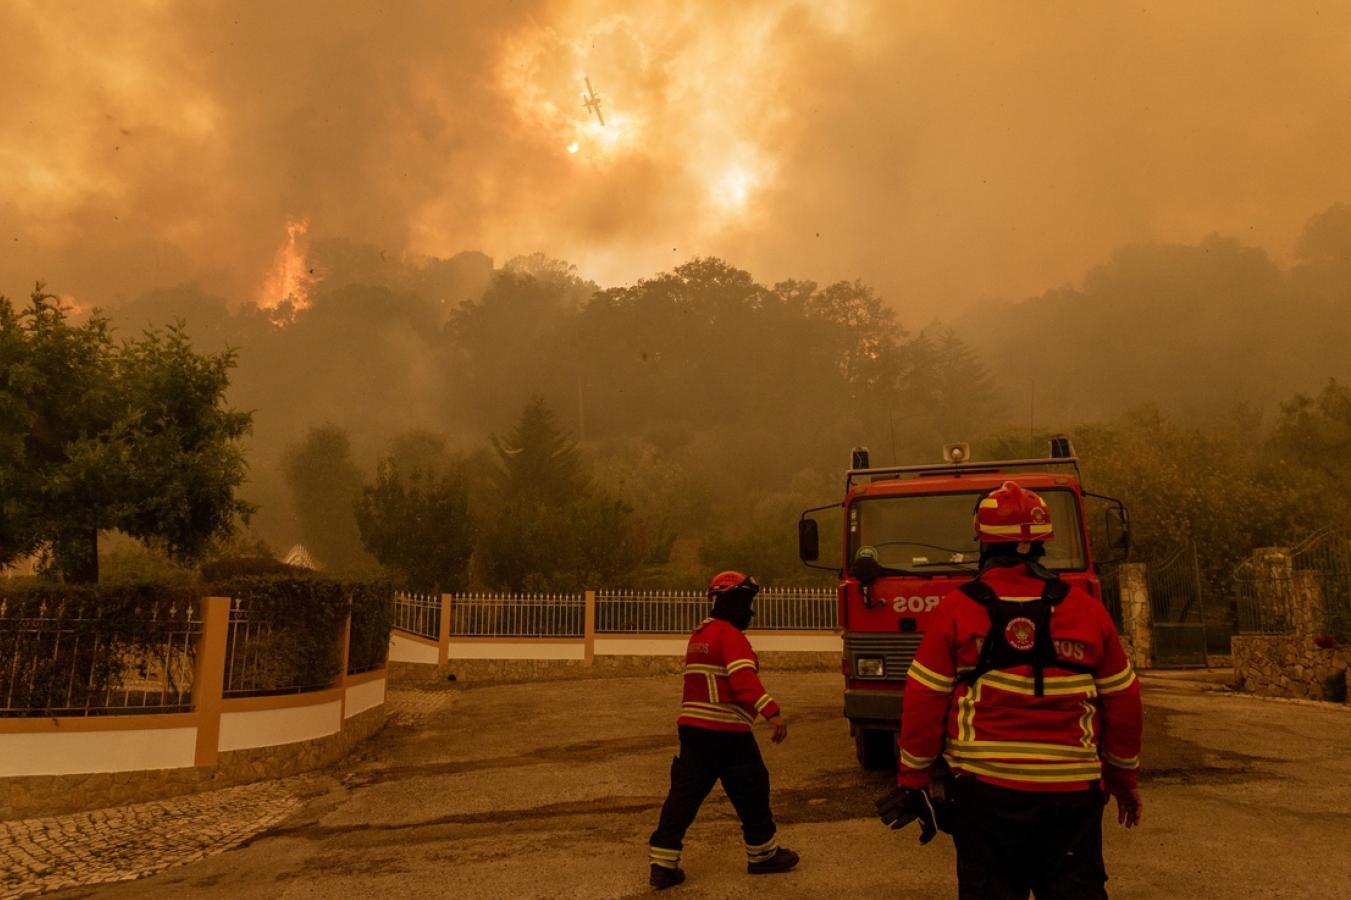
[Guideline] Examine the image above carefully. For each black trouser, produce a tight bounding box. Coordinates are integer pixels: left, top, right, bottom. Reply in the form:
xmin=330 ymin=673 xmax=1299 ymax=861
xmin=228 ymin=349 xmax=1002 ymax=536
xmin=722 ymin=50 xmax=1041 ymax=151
xmin=951 ymin=777 xmax=1108 ymax=900
xmin=649 ymin=725 xmax=776 ymax=861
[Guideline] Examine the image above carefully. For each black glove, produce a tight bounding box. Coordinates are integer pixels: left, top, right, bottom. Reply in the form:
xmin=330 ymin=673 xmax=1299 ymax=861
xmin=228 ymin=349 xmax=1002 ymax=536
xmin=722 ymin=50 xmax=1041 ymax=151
xmin=875 ymin=786 xmax=938 ymax=845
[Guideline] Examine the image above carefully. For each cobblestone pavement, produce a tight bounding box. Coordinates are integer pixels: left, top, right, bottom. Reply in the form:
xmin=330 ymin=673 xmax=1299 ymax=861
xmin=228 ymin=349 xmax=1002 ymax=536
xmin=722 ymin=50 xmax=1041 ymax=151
xmin=0 ymin=779 xmax=305 ymax=900
xmin=384 ymin=686 xmax=458 ymax=725
xmin=0 ymin=688 xmax=456 ymax=899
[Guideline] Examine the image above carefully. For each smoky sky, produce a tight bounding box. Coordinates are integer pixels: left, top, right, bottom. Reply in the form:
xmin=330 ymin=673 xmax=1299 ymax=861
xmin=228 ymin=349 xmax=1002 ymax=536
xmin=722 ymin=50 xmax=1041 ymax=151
xmin=3 ymin=1 xmax=1351 ymax=320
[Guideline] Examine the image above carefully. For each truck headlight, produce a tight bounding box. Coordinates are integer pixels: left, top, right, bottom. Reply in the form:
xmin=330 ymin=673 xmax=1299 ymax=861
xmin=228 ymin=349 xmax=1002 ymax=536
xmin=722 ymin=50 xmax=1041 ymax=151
xmin=856 ymin=656 xmax=885 ymax=677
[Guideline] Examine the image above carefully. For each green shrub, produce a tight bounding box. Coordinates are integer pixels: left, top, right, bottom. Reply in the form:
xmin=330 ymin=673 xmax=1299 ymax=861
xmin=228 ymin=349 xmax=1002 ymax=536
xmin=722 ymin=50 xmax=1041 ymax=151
xmin=199 ymin=556 xmax=308 ymax=582
xmin=0 ymin=583 xmax=198 ymax=716
xmin=347 ymin=580 xmax=393 ymax=673
xmin=208 ymin=576 xmax=348 ymax=695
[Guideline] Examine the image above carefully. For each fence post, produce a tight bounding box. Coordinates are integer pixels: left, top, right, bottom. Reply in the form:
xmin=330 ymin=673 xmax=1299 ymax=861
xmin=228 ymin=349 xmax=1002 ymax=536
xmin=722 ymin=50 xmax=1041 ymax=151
xmin=439 ymin=593 xmax=452 ymax=667
xmin=1119 ymin=563 xmax=1153 ymax=670
xmin=193 ymin=596 xmax=230 ymax=768
xmin=338 ymin=595 xmax=353 ymax=720
xmin=584 ymin=590 xmax=596 ymax=664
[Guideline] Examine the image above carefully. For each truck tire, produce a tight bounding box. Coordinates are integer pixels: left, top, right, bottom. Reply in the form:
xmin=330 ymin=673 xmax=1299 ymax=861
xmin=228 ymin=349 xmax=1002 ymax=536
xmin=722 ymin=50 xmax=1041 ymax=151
xmin=855 ymin=728 xmax=896 ymax=770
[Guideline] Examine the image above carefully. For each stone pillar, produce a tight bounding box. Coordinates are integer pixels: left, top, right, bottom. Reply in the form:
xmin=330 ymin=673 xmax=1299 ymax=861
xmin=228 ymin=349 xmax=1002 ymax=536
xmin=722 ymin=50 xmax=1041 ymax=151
xmin=1252 ymin=548 xmax=1294 ymax=633
xmin=1119 ymin=563 xmax=1152 ymax=670
xmin=1290 ymin=570 xmax=1327 ymax=639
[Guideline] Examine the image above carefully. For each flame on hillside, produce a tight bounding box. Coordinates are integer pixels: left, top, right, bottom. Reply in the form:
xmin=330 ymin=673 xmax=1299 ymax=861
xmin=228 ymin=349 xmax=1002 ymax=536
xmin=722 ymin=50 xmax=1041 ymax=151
xmin=256 ymin=217 xmax=316 ymax=323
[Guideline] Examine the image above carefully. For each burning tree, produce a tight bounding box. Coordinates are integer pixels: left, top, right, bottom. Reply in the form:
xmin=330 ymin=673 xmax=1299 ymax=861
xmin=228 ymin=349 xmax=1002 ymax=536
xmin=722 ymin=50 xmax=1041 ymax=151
xmin=0 ymin=287 xmax=253 ymax=582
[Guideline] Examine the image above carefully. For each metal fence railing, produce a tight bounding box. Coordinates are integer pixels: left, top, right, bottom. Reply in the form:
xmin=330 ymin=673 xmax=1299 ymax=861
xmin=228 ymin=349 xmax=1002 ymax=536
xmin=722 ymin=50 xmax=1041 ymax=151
xmin=223 ymin=598 xmax=342 ymax=697
xmin=393 ymin=592 xmax=441 ymax=640
xmin=596 ymin=590 xmax=706 ymax=634
xmin=596 ymin=588 xmax=837 ymax=634
xmin=1293 ymin=528 xmax=1351 ymax=641
xmin=390 ymin=588 xmax=841 ymax=640
xmin=452 ymin=593 xmax=585 ymax=638
xmin=0 ymin=598 xmax=200 ymax=717
xmin=1097 ymin=564 xmax=1124 ymax=630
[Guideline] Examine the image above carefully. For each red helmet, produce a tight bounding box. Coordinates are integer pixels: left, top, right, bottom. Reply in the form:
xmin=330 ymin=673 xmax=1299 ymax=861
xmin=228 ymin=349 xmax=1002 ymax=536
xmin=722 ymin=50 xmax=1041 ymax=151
xmin=708 ymin=570 xmax=760 ymax=598
xmin=974 ymin=481 xmax=1055 ymax=544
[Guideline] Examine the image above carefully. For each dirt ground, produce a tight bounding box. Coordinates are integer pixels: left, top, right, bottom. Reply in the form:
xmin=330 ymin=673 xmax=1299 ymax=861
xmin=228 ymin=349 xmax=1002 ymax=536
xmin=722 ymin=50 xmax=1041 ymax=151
xmin=53 ymin=670 xmax=1351 ymax=899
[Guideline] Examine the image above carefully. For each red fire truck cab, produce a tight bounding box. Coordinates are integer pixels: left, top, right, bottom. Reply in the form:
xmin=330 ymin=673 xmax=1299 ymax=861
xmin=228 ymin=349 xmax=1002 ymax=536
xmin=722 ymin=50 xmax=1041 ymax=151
xmin=798 ymin=438 xmax=1129 ymax=769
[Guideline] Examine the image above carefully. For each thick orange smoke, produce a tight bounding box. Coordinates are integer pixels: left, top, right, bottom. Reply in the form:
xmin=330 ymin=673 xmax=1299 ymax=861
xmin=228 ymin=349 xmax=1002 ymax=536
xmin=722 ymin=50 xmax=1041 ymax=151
xmin=5 ymin=2 xmax=1351 ymax=320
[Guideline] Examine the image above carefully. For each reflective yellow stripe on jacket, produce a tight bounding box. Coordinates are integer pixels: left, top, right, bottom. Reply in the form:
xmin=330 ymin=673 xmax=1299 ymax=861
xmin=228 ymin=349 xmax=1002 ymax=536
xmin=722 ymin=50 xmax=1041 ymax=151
xmin=680 ymin=701 xmax=755 ymax=725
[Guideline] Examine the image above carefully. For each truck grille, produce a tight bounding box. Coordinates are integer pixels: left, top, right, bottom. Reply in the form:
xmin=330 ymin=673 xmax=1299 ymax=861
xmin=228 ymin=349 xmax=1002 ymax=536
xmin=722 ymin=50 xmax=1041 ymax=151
xmin=844 ymin=632 xmax=924 ymax=682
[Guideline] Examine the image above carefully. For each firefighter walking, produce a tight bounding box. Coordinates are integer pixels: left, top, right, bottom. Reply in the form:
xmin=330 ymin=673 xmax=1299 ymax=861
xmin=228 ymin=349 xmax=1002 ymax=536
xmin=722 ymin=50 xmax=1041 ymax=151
xmin=878 ymin=481 xmax=1143 ymax=899
xmin=647 ymin=571 xmax=800 ymax=890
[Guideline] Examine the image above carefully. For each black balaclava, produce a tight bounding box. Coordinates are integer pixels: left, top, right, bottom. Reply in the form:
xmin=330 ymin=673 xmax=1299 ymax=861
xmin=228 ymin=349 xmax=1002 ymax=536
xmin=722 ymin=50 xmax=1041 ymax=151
xmin=711 ymin=588 xmax=757 ymax=631
xmin=978 ymin=541 xmax=1052 ymax=579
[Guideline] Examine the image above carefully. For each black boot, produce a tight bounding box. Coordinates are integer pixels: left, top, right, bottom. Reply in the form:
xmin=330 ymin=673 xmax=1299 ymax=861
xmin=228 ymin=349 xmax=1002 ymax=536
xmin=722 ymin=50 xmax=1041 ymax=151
xmin=650 ymin=864 xmax=686 ymax=890
xmin=747 ymin=847 xmax=799 ymax=875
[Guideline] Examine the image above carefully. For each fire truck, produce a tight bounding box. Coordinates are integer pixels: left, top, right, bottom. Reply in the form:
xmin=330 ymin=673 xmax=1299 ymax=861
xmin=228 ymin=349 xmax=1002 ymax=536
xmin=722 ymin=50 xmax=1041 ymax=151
xmin=797 ymin=438 xmax=1129 ymax=769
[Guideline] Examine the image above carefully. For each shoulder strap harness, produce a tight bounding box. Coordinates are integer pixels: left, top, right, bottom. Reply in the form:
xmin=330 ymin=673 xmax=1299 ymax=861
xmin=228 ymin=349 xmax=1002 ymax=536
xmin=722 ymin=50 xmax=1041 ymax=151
xmin=956 ymin=567 xmax=1094 ymax=697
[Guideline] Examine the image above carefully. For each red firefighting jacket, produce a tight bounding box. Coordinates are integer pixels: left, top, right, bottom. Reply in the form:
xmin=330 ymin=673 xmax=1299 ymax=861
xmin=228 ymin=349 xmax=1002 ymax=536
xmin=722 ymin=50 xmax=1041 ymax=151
xmin=898 ymin=564 xmax=1142 ymax=793
xmin=677 ymin=618 xmax=781 ymax=732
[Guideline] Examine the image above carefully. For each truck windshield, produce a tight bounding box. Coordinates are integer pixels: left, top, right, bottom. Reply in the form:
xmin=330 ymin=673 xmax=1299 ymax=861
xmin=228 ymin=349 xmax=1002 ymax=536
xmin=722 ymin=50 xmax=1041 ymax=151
xmin=848 ymin=489 xmax=1087 ymax=574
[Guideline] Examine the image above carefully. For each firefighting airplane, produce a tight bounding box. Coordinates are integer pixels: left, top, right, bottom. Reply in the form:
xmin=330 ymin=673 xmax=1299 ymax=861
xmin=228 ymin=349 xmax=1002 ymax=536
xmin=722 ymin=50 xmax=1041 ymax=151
xmin=582 ymin=76 xmax=605 ymax=126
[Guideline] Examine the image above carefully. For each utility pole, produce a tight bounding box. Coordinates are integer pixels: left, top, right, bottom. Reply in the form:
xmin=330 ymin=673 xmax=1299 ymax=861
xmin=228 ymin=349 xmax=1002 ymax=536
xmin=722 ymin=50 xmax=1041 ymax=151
xmin=1028 ymin=378 xmax=1036 ymax=456
xmin=577 ymin=374 xmax=586 ymax=444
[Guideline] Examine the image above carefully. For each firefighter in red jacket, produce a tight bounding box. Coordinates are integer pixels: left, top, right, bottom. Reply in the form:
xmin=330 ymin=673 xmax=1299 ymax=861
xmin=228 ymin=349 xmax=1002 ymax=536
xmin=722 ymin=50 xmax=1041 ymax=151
xmin=877 ymin=481 xmax=1143 ymax=899
xmin=647 ymin=571 xmax=800 ymax=890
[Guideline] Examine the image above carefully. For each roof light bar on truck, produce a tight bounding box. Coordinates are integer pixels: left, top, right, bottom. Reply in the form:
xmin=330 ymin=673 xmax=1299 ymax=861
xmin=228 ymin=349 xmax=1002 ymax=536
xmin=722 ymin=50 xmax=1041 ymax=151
xmin=845 ymin=456 xmax=1083 ymax=491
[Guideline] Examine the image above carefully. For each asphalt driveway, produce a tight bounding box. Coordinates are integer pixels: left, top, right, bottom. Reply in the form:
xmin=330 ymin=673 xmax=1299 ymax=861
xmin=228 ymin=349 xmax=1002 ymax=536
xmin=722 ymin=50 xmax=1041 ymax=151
xmin=58 ymin=670 xmax=1351 ymax=899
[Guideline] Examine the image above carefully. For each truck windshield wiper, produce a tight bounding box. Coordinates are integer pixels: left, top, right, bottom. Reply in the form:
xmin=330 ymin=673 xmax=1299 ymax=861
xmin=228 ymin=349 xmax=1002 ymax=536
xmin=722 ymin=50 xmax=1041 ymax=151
xmin=872 ymin=540 xmax=972 ymax=555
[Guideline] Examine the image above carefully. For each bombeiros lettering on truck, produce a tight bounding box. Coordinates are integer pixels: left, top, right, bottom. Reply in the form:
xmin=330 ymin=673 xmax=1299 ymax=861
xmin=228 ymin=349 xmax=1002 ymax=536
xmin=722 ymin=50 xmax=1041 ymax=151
xmin=892 ymin=596 xmax=943 ymax=613
xmin=797 ymin=438 xmax=1131 ymax=769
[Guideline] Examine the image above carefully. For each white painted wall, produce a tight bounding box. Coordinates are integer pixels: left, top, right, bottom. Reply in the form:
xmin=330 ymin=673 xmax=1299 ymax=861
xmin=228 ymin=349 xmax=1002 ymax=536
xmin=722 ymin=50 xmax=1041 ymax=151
xmin=747 ymin=633 xmax=843 ymax=653
xmin=344 ymin=677 xmax=386 ymax=719
xmin=389 ymin=632 xmax=439 ymax=664
xmin=0 ymin=728 xmax=197 ymax=777
xmin=218 ymin=700 xmax=342 ymax=752
xmin=447 ymin=641 xmax=585 ymax=660
xmin=594 ymin=633 xmax=841 ymax=656
xmin=594 ymin=637 xmax=686 ymax=657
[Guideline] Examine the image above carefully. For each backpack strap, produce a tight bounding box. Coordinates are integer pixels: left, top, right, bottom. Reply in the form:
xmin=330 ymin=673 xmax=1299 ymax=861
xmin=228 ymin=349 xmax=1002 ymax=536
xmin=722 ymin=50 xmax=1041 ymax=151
xmin=956 ymin=580 xmax=999 ymax=686
xmin=955 ymin=575 xmax=1092 ymax=693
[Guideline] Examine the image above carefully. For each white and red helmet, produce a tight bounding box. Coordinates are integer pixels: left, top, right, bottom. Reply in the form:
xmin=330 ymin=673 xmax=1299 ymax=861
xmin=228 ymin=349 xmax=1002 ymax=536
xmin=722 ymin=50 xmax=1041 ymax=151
xmin=974 ymin=481 xmax=1055 ymax=544
xmin=708 ymin=570 xmax=760 ymax=598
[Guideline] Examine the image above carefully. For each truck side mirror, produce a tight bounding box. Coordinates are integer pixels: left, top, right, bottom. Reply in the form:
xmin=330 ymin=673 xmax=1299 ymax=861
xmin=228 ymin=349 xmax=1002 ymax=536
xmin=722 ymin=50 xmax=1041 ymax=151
xmin=1106 ymin=506 xmax=1130 ymax=554
xmin=798 ymin=518 xmax=820 ymax=562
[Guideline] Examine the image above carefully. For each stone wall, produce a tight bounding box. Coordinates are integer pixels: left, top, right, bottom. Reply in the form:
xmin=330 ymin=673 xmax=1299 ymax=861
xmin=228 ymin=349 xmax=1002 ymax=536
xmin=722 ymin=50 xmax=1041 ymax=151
xmin=0 ymin=705 xmax=386 ymax=821
xmin=391 ymin=650 xmax=839 ymax=687
xmin=1232 ymin=634 xmax=1349 ymax=702
xmin=1232 ymin=549 xmax=1350 ymax=703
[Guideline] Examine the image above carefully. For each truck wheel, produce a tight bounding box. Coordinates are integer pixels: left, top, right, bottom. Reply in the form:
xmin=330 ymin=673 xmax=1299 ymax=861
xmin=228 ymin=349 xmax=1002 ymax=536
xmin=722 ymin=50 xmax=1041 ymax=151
xmin=855 ymin=728 xmax=896 ymax=770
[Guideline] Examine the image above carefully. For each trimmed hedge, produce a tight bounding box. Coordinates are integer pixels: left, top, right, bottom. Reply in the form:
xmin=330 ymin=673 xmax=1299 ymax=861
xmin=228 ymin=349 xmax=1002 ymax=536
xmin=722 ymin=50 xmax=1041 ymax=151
xmin=0 ymin=584 xmax=199 ymax=716
xmin=1 ymin=576 xmax=393 ymax=712
xmin=209 ymin=576 xmax=349 ymax=695
xmin=348 ymin=580 xmax=394 ymax=674
xmin=207 ymin=575 xmax=393 ymax=694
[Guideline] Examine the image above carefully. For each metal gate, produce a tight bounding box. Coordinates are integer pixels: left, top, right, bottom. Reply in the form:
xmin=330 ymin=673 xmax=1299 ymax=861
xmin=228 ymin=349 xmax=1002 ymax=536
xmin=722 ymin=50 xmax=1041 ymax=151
xmin=1291 ymin=528 xmax=1351 ymax=641
xmin=1147 ymin=544 xmax=1209 ymax=667
xmin=1096 ymin=562 xmax=1124 ymax=630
